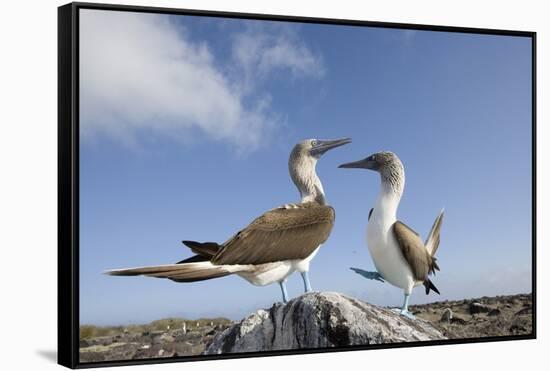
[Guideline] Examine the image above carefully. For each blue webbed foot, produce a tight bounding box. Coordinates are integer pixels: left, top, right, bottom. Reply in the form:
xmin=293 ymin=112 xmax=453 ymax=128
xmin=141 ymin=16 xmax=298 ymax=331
xmin=400 ymin=310 xmax=416 ymax=319
xmin=350 ymin=267 xmax=384 ymax=282
xmin=392 ymin=308 xmax=416 ymax=319
xmin=392 ymin=293 xmax=415 ymax=319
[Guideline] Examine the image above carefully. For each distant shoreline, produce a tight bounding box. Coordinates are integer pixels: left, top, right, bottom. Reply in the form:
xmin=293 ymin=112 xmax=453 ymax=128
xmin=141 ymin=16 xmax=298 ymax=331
xmin=81 ymin=291 xmax=533 ymax=327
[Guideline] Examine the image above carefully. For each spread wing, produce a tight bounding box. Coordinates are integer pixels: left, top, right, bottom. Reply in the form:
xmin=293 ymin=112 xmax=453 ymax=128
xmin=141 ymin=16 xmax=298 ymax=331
xmin=393 ymin=221 xmax=435 ymax=281
xmin=211 ymin=202 xmax=335 ymax=265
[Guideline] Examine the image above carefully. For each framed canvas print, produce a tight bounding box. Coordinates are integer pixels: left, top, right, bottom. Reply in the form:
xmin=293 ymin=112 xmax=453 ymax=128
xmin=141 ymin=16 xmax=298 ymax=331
xmin=58 ymin=2 xmax=536 ymax=368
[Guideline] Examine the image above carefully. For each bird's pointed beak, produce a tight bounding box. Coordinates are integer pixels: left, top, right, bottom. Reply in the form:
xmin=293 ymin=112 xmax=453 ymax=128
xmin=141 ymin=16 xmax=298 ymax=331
xmin=338 ymin=157 xmax=373 ymax=169
xmin=310 ymin=138 xmax=352 ymax=156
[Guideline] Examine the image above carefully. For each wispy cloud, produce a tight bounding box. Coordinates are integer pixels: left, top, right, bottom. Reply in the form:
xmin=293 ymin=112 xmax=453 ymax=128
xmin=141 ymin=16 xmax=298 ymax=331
xmin=80 ymin=10 xmax=324 ymax=152
xmin=230 ymin=23 xmax=325 ymax=93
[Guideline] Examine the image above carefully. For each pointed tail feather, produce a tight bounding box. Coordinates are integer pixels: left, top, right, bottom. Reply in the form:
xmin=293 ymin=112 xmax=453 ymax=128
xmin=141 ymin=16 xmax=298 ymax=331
xmin=432 ymin=258 xmax=440 ymax=272
xmin=105 ymin=261 xmax=241 ymax=283
xmin=423 ymin=278 xmax=440 ymax=295
xmin=425 ymin=209 xmax=444 ymax=256
xmin=176 ymin=255 xmax=209 ymax=264
xmin=182 ymin=240 xmax=220 ymax=259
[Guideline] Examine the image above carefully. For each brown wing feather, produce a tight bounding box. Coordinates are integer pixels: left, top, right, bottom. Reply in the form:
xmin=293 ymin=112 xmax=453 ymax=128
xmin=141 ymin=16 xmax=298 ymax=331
xmin=212 ymin=202 xmax=335 ymax=265
xmin=425 ymin=210 xmax=444 ymax=256
xmin=393 ymin=221 xmax=435 ymax=281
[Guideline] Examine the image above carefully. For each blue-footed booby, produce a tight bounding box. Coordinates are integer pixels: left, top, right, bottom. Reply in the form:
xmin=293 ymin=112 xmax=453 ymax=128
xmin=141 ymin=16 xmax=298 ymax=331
xmin=106 ymin=138 xmax=351 ymax=303
xmin=339 ymin=151 xmax=444 ymax=319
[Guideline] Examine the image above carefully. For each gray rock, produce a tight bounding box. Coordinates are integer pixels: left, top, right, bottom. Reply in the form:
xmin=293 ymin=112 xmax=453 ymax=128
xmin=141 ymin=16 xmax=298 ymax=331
xmin=469 ymin=302 xmax=491 ymax=314
xmin=440 ymin=308 xmax=453 ymax=323
xmin=510 ymin=317 xmax=530 ymax=334
xmin=488 ymin=308 xmax=501 ymax=316
xmin=160 ymin=333 xmax=175 ymax=343
xmin=451 ymin=316 xmax=467 ymax=325
xmin=204 ymin=292 xmax=445 ymax=354
xmin=515 ymin=307 xmax=531 ymax=316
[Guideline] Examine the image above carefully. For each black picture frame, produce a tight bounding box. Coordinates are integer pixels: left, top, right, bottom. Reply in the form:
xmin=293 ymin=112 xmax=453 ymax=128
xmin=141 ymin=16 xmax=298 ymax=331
xmin=58 ymin=2 xmax=537 ymax=369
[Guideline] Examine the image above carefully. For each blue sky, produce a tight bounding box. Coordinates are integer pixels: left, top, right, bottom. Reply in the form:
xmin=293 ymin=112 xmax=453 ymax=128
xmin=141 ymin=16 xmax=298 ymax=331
xmin=79 ymin=10 xmax=532 ymax=325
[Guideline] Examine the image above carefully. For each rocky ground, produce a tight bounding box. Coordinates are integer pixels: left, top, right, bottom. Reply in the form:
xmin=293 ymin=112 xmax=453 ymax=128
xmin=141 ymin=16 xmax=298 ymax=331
xmin=79 ymin=293 xmax=532 ymax=362
xmin=79 ymin=318 xmax=232 ymax=363
xmin=409 ymin=293 xmax=533 ymax=339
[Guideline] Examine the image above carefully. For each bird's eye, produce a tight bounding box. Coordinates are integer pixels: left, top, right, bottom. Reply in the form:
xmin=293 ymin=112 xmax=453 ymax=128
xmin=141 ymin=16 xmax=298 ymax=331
xmin=311 ymin=140 xmax=318 ymax=146
xmin=371 ymin=155 xmax=376 ymax=161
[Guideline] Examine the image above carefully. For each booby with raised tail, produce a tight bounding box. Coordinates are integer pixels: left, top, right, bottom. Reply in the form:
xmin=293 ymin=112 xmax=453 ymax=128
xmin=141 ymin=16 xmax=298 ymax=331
xmin=339 ymin=151 xmax=444 ymax=319
xmin=107 ymin=138 xmax=351 ymax=303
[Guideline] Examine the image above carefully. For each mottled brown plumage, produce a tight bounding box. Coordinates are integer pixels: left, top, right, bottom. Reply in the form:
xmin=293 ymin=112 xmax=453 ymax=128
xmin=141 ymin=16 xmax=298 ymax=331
xmin=392 ymin=221 xmax=438 ymax=281
xmin=213 ymin=202 xmax=335 ymax=265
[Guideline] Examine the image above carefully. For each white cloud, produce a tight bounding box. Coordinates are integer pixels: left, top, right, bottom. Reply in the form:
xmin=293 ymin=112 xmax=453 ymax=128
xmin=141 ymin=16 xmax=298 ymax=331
xmin=79 ymin=10 xmax=324 ymax=152
xmin=230 ymin=23 xmax=325 ymax=93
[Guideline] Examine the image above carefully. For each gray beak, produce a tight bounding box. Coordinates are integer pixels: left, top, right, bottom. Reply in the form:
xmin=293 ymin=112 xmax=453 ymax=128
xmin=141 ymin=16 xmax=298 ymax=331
xmin=338 ymin=157 xmax=376 ymax=170
xmin=310 ymin=138 xmax=352 ymax=156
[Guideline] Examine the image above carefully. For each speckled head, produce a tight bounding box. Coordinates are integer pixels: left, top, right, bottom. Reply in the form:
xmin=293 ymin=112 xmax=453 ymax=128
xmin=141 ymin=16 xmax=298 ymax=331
xmin=290 ymin=138 xmax=352 ymax=160
xmin=289 ymin=138 xmax=351 ymax=204
xmin=339 ymin=151 xmax=405 ymax=193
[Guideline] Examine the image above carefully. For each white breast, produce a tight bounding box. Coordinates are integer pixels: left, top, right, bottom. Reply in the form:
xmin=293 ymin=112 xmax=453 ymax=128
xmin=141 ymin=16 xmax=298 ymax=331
xmin=367 ymin=212 xmax=416 ymax=293
xmin=235 ymin=244 xmax=321 ymax=286
xmin=236 ymin=261 xmax=295 ymax=286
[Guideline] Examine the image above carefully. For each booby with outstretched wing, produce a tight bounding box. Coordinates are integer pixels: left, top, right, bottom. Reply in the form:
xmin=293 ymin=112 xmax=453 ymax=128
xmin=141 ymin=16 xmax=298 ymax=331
xmin=107 ymin=138 xmax=351 ymax=303
xmin=339 ymin=151 xmax=444 ymax=319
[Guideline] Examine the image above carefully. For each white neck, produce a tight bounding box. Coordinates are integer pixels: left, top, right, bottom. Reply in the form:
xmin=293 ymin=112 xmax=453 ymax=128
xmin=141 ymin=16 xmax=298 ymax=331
xmin=372 ymin=176 xmax=404 ymax=227
xmin=374 ymin=184 xmax=401 ymax=220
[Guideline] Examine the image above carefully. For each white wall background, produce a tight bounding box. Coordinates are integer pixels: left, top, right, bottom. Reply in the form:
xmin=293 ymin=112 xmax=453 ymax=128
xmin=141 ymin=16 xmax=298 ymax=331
xmin=0 ymin=0 xmax=546 ymax=370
